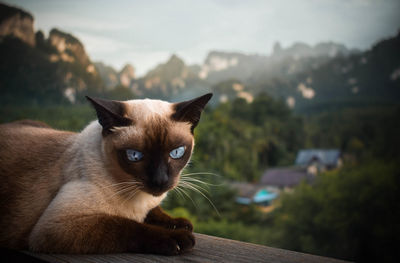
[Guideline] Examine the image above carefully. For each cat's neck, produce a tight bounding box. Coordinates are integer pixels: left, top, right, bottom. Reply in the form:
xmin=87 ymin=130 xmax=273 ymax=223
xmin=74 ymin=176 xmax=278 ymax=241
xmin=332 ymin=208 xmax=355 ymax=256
xmin=77 ymin=120 xmax=103 ymax=155
xmin=64 ymin=121 xmax=105 ymax=181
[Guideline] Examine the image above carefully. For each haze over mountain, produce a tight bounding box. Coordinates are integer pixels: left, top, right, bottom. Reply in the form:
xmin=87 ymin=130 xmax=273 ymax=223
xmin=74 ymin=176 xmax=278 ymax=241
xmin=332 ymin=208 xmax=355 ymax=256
xmin=4 ymin=0 xmax=399 ymax=76
xmin=1 ymin=2 xmax=399 ymax=113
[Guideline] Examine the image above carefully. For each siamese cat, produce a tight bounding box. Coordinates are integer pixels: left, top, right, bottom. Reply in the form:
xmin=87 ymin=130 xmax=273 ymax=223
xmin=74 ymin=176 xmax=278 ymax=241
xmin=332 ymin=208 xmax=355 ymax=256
xmin=0 ymin=93 xmax=212 ymax=255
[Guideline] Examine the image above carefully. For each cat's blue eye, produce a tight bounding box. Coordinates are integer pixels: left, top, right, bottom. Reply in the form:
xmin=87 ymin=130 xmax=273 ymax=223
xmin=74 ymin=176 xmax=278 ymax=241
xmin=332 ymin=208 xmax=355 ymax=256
xmin=170 ymin=146 xmax=185 ymax=159
xmin=126 ymin=149 xmax=143 ymax=162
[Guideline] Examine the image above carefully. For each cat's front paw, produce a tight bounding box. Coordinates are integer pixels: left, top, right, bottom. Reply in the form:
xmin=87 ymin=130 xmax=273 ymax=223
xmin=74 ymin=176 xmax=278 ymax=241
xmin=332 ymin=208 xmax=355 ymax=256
xmin=170 ymin=228 xmax=195 ymax=254
xmin=130 ymin=228 xmax=195 ymax=255
xmin=170 ymin=217 xmax=193 ymax=232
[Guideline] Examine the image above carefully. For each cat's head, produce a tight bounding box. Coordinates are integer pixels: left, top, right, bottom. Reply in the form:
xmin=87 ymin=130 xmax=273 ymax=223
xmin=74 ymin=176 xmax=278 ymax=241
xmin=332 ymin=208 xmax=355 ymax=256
xmin=86 ymin=94 xmax=212 ymax=197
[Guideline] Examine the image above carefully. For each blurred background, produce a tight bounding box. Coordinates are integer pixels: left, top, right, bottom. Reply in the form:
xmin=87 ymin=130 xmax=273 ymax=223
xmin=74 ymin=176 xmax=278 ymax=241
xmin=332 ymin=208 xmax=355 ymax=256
xmin=0 ymin=0 xmax=399 ymax=262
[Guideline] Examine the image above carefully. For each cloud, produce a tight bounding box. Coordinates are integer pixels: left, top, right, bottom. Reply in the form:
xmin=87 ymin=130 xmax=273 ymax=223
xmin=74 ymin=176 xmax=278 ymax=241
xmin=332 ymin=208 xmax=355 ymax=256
xmin=36 ymin=12 xmax=130 ymax=33
xmin=73 ymin=31 xmax=131 ymax=54
xmin=103 ymin=50 xmax=172 ymax=76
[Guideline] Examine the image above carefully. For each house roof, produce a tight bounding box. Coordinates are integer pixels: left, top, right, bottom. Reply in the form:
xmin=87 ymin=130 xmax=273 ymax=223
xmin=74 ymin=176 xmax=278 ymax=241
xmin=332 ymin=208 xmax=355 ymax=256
xmin=260 ymin=167 xmax=314 ymax=188
xmin=295 ymin=149 xmax=340 ymax=166
xmin=230 ymin=182 xmax=278 ymax=204
xmin=230 ymin=182 xmax=263 ymax=198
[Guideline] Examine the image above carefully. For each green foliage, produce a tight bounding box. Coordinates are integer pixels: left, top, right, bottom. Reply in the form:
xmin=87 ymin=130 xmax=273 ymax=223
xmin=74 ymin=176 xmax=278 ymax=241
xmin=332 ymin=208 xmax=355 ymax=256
xmin=196 ymin=219 xmax=274 ymax=245
xmin=1 ymin=82 xmax=399 ymax=262
xmin=0 ymin=35 xmax=105 ymax=106
xmin=0 ymin=37 xmax=68 ymax=105
xmin=166 ymin=207 xmax=198 ymax=225
xmin=0 ymin=105 xmax=95 ymax=131
xmin=193 ymin=94 xmax=304 ymax=181
xmin=304 ymin=106 xmax=400 ymax=161
xmin=165 ymin=207 xmax=275 ymax=246
xmin=271 ymin=161 xmax=400 ymax=262
xmin=162 ymin=175 xmax=238 ymax=221
xmin=103 ymin=85 xmax=136 ymax=101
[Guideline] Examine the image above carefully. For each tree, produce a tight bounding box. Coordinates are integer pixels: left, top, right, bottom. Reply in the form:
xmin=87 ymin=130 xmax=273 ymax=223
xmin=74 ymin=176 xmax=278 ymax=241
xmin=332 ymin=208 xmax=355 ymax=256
xmin=271 ymin=161 xmax=400 ymax=262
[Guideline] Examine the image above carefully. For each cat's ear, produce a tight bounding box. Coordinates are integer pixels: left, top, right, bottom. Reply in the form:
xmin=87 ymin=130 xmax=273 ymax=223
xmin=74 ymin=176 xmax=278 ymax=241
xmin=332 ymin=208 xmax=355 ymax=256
xmin=86 ymin=96 xmax=132 ymax=134
xmin=172 ymin=93 xmax=213 ymax=132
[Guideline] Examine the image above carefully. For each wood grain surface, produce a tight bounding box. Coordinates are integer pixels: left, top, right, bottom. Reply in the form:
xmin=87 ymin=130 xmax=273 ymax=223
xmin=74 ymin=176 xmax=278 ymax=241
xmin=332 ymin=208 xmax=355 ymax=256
xmin=27 ymin=233 xmax=351 ymax=263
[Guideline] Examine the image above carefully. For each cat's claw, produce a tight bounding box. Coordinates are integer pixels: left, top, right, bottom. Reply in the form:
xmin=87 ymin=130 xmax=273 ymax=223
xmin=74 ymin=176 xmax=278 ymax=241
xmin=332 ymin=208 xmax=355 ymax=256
xmin=129 ymin=228 xmax=194 ymax=255
xmin=171 ymin=217 xmax=193 ymax=232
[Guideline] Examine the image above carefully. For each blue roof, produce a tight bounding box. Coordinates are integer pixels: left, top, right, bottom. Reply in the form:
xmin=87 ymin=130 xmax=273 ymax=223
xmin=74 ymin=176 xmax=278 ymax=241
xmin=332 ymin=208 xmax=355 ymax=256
xmin=253 ymin=189 xmax=278 ymax=203
xmin=295 ymin=149 xmax=340 ymax=166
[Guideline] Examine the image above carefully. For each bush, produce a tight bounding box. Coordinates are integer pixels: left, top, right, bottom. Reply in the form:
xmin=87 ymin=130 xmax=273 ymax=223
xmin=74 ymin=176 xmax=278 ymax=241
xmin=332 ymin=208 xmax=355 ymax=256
xmin=270 ymin=161 xmax=400 ymax=262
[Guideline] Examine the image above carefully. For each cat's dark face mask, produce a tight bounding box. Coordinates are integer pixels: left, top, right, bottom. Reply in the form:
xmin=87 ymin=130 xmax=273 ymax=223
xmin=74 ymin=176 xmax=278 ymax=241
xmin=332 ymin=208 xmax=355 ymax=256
xmin=86 ymin=93 xmax=212 ymax=197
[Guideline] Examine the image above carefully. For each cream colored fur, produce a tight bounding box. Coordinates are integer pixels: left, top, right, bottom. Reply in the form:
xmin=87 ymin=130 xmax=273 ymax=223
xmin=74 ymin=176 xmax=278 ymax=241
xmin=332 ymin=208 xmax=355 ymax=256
xmin=28 ymin=99 xmax=180 ymax=249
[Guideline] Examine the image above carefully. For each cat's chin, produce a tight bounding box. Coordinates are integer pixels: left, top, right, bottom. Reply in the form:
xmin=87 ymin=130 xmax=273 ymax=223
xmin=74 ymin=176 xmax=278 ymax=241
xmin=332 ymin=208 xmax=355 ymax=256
xmin=144 ymin=183 xmax=175 ymax=197
xmin=144 ymin=188 xmax=169 ymax=197
xmin=151 ymin=192 xmax=167 ymax=197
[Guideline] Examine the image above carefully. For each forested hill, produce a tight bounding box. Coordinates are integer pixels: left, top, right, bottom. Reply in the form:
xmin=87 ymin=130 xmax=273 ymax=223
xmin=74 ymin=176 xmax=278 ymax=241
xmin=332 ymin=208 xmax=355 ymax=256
xmin=203 ymin=31 xmax=400 ymax=113
xmin=1 ymin=2 xmax=399 ymax=115
xmin=282 ymin=31 xmax=400 ymax=113
xmin=100 ymin=31 xmax=400 ymax=113
xmin=0 ymin=3 xmax=107 ymax=105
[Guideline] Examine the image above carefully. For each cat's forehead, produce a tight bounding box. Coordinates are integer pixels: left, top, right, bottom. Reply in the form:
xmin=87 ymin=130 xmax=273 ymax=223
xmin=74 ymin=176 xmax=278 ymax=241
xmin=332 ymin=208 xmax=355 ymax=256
xmin=110 ymin=99 xmax=193 ymax=147
xmin=123 ymin=99 xmax=173 ymax=121
xmin=111 ymin=121 xmax=193 ymax=149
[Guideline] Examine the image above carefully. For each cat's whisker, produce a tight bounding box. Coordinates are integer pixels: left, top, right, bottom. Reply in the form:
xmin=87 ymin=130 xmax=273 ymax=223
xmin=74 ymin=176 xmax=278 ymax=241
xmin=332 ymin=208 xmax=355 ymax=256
xmin=107 ymin=184 xmax=143 ymax=200
xmin=122 ymin=187 xmax=142 ymax=202
xmin=172 ymin=187 xmax=185 ymax=201
xmin=179 ymin=177 xmax=221 ymax=187
xmin=121 ymin=186 xmax=143 ymax=206
xmin=179 ymin=180 xmax=210 ymax=194
xmin=110 ymin=182 xmax=143 ymax=192
xmin=99 ymin=181 xmax=143 ymax=191
xmin=174 ymin=186 xmax=198 ymax=209
xmin=178 ymin=181 xmax=220 ymax=217
xmin=181 ymin=172 xmax=221 ymax=177
xmin=108 ymin=187 xmax=134 ymax=200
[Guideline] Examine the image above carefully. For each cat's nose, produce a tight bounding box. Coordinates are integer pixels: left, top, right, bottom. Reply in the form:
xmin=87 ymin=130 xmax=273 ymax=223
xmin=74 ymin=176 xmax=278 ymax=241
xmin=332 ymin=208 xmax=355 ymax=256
xmin=151 ymin=163 xmax=169 ymax=188
xmin=152 ymin=172 xmax=168 ymax=186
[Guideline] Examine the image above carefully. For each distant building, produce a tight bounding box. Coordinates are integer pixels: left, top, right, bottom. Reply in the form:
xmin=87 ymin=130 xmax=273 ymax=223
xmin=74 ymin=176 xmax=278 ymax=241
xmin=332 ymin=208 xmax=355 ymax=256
xmin=230 ymin=182 xmax=278 ymax=206
xmin=260 ymin=167 xmax=314 ymax=189
xmin=232 ymin=149 xmax=342 ymax=206
xmin=295 ymin=149 xmax=342 ymax=173
xmin=260 ymin=149 xmax=341 ymax=189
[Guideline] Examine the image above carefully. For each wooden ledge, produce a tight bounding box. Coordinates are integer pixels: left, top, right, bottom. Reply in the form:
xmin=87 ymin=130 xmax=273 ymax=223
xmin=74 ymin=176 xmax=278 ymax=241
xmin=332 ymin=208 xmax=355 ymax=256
xmin=27 ymin=233 xmax=351 ymax=263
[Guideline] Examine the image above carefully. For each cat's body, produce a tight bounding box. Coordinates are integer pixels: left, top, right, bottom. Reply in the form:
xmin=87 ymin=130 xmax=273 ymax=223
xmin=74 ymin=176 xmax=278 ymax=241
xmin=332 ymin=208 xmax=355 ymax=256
xmin=0 ymin=94 xmax=212 ymax=255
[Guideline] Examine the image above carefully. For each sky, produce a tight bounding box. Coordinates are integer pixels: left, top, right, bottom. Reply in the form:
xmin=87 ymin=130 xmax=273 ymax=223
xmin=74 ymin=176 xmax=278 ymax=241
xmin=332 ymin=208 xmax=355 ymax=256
xmin=3 ymin=0 xmax=400 ymax=76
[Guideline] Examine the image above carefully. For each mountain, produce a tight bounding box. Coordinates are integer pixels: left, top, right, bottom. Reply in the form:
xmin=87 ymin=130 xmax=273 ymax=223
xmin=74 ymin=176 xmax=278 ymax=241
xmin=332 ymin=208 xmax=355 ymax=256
xmin=0 ymin=3 xmax=35 ymax=46
xmin=287 ymin=31 xmax=400 ymax=112
xmin=198 ymin=42 xmax=358 ymax=85
xmin=119 ymin=64 xmax=135 ymax=88
xmin=94 ymin=62 xmax=135 ymax=90
xmin=123 ymin=41 xmax=357 ymax=102
xmin=270 ymin=41 xmax=357 ymax=60
xmin=177 ymin=34 xmax=398 ymax=112
xmin=93 ymin=62 xmax=119 ymax=90
xmin=0 ymin=3 xmax=104 ymax=105
xmin=2 ymin=2 xmax=398 ymax=112
xmin=114 ymin=36 xmax=398 ymax=112
xmin=213 ymin=32 xmax=400 ymax=112
xmin=48 ymin=29 xmax=91 ymax=67
xmin=132 ymin=54 xmax=209 ymax=100
xmin=198 ymin=51 xmax=267 ymax=84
